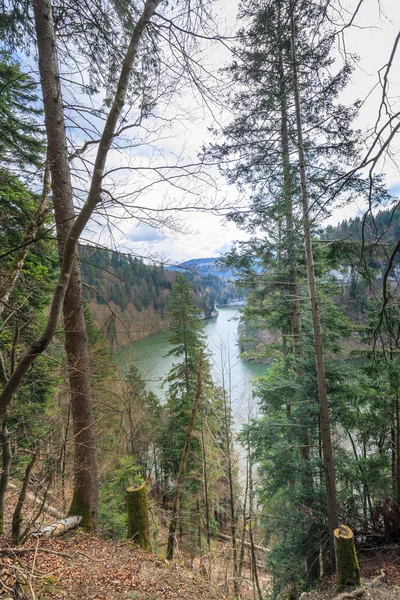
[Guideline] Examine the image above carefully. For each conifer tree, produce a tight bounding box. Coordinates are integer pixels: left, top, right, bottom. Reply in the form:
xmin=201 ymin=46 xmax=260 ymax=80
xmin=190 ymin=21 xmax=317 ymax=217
xmin=0 ymin=52 xmax=44 ymax=172
xmin=162 ymin=274 xmax=207 ymax=479
xmin=208 ymin=0 xmax=363 ymax=583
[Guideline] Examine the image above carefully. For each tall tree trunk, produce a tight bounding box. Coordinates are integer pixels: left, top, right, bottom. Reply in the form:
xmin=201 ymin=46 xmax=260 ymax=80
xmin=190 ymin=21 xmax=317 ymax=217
xmin=167 ymin=353 xmax=203 ymax=561
xmin=279 ymin=37 xmax=318 ymax=579
xmin=220 ymin=349 xmax=239 ymax=595
xmin=0 ymin=0 xmax=161 ymax=433
xmin=33 ymin=0 xmax=98 ymax=531
xmin=289 ymin=6 xmax=338 ymax=570
xmin=248 ymin=459 xmax=262 ymax=600
xmin=12 ymin=452 xmax=37 ymax=544
xmin=200 ymin=400 xmax=211 ymax=580
xmin=278 ymin=42 xmax=311 ymax=465
xmin=238 ymin=454 xmax=249 ymax=579
xmin=395 ymin=385 xmax=400 ymax=503
xmin=200 ymin=401 xmax=211 ymax=549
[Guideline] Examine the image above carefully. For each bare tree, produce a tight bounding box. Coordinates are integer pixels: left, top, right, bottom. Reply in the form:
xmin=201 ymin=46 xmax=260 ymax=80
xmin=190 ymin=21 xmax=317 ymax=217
xmin=0 ymin=0 xmax=164 ymax=530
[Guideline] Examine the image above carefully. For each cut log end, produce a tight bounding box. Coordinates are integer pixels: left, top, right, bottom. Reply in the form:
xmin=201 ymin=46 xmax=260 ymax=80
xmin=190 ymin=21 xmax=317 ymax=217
xmin=127 ymin=483 xmax=145 ymax=493
xmin=334 ymin=525 xmax=354 ymax=540
xmin=32 ymin=515 xmax=82 ymax=538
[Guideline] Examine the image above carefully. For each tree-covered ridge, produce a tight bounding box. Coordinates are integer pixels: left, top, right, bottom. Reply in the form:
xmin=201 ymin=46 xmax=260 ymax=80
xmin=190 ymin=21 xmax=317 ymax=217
xmin=324 ymin=207 xmax=400 ymax=245
xmin=79 ymin=246 xmax=244 ymax=347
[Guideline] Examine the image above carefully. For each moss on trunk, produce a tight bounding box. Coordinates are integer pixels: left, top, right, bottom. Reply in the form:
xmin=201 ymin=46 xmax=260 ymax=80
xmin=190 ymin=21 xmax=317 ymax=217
xmin=334 ymin=524 xmax=360 ymax=588
xmin=68 ymin=492 xmax=94 ymax=532
xmin=126 ymin=483 xmax=151 ymax=551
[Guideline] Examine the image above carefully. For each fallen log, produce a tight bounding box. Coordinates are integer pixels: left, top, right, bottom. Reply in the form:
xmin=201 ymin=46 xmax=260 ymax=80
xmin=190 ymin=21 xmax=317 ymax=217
xmin=8 ymin=482 xmax=63 ymax=519
xmin=333 ymin=569 xmax=386 ymax=600
xmin=300 ymin=570 xmax=386 ymax=600
xmin=216 ymin=532 xmax=269 ymax=554
xmin=334 ymin=587 xmax=366 ymax=600
xmin=31 ymin=516 xmax=82 ymax=538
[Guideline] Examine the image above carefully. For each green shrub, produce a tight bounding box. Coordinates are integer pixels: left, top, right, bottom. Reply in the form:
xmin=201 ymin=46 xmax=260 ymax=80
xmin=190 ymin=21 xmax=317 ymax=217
xmin=99 ymin=456 xmax=143 ymax=538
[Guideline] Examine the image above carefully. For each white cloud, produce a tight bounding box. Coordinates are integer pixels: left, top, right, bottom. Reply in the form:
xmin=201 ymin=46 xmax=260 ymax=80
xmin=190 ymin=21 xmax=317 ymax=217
xmin=126 ymin=223 xmax=166 ymax=243
xmin=79 ymin=0 xmax=399 ymax=261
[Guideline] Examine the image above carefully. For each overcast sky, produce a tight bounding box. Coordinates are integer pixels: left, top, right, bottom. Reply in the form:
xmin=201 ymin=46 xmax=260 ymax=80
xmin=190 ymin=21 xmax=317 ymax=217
xmin=85 ymin=0 xmax=400 ymax=264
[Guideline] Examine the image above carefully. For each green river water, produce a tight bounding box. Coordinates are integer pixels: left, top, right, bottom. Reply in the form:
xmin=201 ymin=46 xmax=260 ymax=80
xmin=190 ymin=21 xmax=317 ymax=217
xmin=116 ymin=306 xmax=267 ymax=429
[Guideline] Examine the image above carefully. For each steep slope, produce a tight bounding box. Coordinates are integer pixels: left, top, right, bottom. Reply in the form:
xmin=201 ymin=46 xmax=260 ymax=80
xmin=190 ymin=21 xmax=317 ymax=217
xmin=0 ymin=534 xmax=231 ymax=599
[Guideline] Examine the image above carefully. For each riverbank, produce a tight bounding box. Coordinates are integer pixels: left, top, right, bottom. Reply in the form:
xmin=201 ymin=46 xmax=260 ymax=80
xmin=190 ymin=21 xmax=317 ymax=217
xmin=116 ymin=307 xmax=267 ymax=428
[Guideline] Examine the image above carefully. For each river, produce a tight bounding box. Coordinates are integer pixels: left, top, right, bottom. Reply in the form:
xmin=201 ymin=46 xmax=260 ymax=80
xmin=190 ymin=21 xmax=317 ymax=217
xmin=116 ymin=306 xmax=267 ymax=429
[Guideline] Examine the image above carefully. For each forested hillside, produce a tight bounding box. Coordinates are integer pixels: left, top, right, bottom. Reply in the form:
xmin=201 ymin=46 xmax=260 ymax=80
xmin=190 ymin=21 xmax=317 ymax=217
xmin=324 ymin=208 xmax=400 ymax=245
xmin=79 ymin=246 xmax=243 ymax=347
xmin=238 ymin=208 xmax=400 ymax=358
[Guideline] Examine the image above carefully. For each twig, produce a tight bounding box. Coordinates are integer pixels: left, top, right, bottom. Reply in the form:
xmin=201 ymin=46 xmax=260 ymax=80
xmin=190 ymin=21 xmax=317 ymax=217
xmin=0 ymin=546 xmax=107 ymax=564
xmin=333 ymin=570 xmax=386 ymax=600
xmin=30 ymin=538 xmax=40 ymax=579
xmin=334 ymin=587 xmax=366 ymax=600
xmin=0 ymin=547 xmax=72 ymax=559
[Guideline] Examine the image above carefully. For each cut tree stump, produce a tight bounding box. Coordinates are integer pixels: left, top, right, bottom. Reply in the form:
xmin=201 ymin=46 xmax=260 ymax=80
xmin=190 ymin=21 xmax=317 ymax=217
xmin=334 ymin=524 xmax=360 ymax=588
xmin=126 ymin=483 xmax=151 ymax=551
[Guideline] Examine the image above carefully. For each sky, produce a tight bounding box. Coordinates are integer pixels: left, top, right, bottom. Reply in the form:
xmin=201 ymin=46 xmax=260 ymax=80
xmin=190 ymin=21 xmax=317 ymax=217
xmin=82 ymin=0 xmax=400 ymax=264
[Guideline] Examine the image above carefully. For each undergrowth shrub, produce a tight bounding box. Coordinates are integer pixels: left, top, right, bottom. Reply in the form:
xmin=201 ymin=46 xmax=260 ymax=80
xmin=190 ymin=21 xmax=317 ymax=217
xmin=99 ymin=456 xmax=143 ymax=538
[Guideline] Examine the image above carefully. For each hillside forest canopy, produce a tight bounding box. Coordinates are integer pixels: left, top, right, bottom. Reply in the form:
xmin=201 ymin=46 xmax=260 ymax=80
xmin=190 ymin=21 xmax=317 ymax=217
xmin=0 ymin=0 xmax=400 ymax=599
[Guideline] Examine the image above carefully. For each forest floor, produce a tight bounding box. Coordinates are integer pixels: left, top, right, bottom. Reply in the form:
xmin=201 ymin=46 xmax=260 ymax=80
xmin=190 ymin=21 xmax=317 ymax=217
xmin=300 ymin=548 xmax=400 ymax=600
xmin=1 ymin=533 xmax=400 ymax=600
xmin=0 ymin=533 xmax=233 ymax=599
xmin=1 ymin=486 xmax=400 ymax=599
xmin=0 ymin=486 xmax=258 ymax=599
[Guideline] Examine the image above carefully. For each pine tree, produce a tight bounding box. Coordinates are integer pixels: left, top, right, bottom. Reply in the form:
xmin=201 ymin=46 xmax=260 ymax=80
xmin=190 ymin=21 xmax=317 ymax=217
xmin=0 ymin=52 xmax=44 ymax=172
xmin=207 ymin=0 xmax=365 ymax=585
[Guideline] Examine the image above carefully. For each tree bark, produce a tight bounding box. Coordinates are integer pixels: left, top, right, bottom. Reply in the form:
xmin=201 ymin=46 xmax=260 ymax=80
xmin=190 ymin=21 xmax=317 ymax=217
xmin=200 ymin=401 xmax=211 ymax=549
xmin=248 ymin=458 xmax=263 ymax=600
xmin=12 ymin=452 xmax=37 ymax=544
xmin=334 ymin=525 xmax=360 ymax=588
xmin=238 ymin=456 xmax=249 ymax=578
xmin=0 ymin=418 xmax=11 ymax=534
xmin=33 ymin=0 xmax=98 ymax=531
xmin=220 ymin=350 xmax=239 ymax=594
xmin=289 ymin=5 xmax=338 ymax=571
xmin=126 ymin=483 xmax=151 ymax=551
xmin=166 ymin=353 xmax=203 ymax=561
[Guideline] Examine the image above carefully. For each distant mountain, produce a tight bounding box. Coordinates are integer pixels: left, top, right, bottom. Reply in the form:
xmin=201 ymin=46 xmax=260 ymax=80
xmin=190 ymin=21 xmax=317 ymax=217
xmin=168 ymin=257 xmax=234 ymax=279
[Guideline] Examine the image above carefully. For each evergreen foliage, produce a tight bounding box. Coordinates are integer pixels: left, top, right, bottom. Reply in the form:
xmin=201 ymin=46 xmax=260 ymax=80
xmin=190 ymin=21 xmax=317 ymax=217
xmin=99 ymin=456 xmax=143 ymax=538
xmin=79 ymin=246 xmax=240 ymax=348
xmin=0 ymin=52 xmax=44 ymax=172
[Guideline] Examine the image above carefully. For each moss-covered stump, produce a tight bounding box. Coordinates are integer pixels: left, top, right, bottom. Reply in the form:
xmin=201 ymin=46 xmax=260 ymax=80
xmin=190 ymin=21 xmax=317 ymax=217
xmin=334 ymin=524 xmax=360 ymax=588
xmin=126 ymin=483 xmax=151 ymax=551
